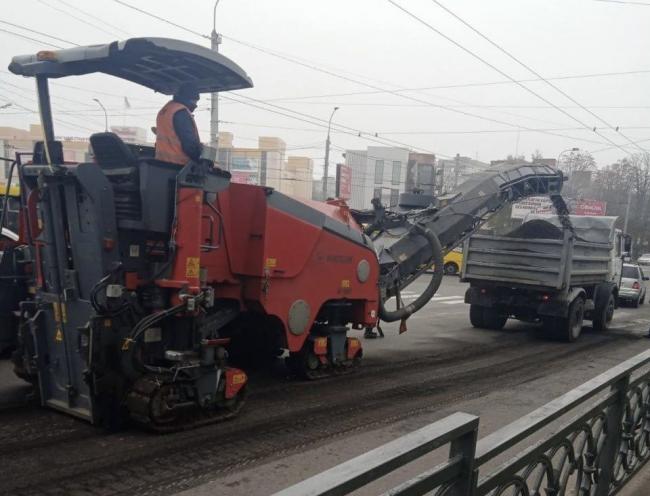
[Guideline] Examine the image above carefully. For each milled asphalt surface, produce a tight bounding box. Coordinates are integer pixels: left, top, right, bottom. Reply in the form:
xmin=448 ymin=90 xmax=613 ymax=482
xmin=181 ymin=277 xmax=650 ymax=496
xmin=1 ymin=276 xmax=649 ymax=495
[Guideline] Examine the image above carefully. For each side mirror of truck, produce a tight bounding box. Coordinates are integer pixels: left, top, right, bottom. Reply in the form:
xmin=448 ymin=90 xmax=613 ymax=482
xmin=644 ymin=276 xmax=649 ymax=281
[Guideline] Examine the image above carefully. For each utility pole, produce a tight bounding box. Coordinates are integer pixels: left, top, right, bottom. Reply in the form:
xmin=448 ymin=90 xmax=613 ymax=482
xmin=210 ymin=1 xmax=222 ymax=154
xmin=322 ymin=106 xmax=339 ymax=199
xmin=623 ymin=186 xmax=633 ymax=234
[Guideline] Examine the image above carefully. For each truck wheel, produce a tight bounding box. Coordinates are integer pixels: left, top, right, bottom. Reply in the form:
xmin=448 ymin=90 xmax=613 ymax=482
xmin=592 ymin=292 xmax=615 ymax=332
xmin=483 ymin=307 xmax=508 ymax=330
xmin=444 ymin=262 xmax=459 ymax=276
xmin=469 ymin=305 xmax=485 ymax=328
xmin=557 ymin=297 xmax=585 ymax=342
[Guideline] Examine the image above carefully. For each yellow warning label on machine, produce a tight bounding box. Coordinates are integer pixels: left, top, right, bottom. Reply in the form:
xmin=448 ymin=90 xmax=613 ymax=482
xmin=265 ymin=258 xmax=277 ymax=268
xmin=60 ymin=303 xmax=67 ymax=324
xmin=186 ymin=257 xmax=200 ymax=278
xmin=55 ymin=328 xmax=63 ymax=342
xmin=341 ymin=279 xmax=351 ymax=288
xmin=52 ymin=302 xmax=60 ymax=323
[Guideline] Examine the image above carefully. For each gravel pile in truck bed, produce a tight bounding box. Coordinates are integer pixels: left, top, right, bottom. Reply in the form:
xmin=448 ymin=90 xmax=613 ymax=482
xmin=506 ymin=219 xmax=564 ymax=240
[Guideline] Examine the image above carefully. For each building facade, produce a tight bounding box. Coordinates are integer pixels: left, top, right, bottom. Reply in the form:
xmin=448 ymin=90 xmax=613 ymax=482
xmin=406 ymin=152 xmax=441 ymax=196
xmin=438 ymin=154 xmax=490 ymax=192
xmin=0 ymin=124 xmax=95 ymax=182
xmin=217 ymin=132 xmax=314 ymax=201
xmin=285 ymin=156 xmax=314 ymax=200
xmin=344 ymin=146 xmax=410 ymax=209
xmin=312 ymin=176 xmax=336 ymax=201
xmin=110 ymin=125 xmax=148 ymax=144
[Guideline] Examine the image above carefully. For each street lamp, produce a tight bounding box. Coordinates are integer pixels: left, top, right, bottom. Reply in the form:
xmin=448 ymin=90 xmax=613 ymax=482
xmin=210 ymin=0 xmax=223 ymax=150
xmin=556 ymin=147 xmax=579 ymax=170
xmin=93 ymin=98 xmax=108 ymax=132
xmin=322 ymin=106 xmax=339 ymax=199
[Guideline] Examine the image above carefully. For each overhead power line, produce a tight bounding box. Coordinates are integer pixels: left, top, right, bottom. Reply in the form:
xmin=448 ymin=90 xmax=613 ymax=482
xmin=429 ymin=0 xmax=647 ymax=154
xmin=0 ymin=19 xmax=78 ymax=46
xmin=236 ymin=91 xmax=615 ymax=147
xmin=53 ymin=0 xmax=132 ymax=37
xmin=248 ymin=69 xmax=650 ymax=104
xmin=0 ymin=26 xmax=64 ymax=49
xmin=222 ymin=94 xmax=452 ymax=158
xmin=247 ymin=100 xmax=650 ymax=111
xmin=112 ymin=0 xmax=628 ymax=151
xmin=594 ymin=0 xmax=650 ymax=5
xmin=112 ymin=0 xmax=208 ymax=39
xmin=6 ymin=4 xmax=640 ymax=157
xmin=36 ymin=0 xmax=117 ymax=37
xmin=0 ymin=78 xmax=109 ymax=130
xmin=110 ymin=1 xmax=459 ymax=155
xmin=388 ymin=0 xmax=634 ymax=157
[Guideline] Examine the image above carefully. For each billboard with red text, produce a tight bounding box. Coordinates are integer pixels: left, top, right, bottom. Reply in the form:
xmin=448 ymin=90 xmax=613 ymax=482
xmin=336 ymin=164 xmax=352 ymax=200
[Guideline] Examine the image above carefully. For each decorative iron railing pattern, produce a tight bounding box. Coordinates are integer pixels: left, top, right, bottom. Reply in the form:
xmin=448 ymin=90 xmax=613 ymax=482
xmin=274 ymin=349 xmax=650 ymax=496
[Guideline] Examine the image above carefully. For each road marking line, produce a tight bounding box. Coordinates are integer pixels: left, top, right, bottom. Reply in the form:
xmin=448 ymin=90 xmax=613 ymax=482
xmin=432 ymin=296 xmax=464 ymax=301
xmin=440 ymin=300 xmax=465 ymax=305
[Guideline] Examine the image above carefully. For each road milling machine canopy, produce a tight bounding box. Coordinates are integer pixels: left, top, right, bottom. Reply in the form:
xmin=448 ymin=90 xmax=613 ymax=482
xmin=9 ymin=37 xmax=253 ymax=163
xmin=6 ymin=37 xmax=565 ymax=431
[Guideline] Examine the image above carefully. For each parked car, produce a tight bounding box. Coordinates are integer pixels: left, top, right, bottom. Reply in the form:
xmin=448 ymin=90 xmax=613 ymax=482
xmin=636 ymin=253 xmax=650 ymax=268
xmin=619 ymin=263 xmax=648 ymax=307
xmin=423 ymin=247 xmax=464 ymax=276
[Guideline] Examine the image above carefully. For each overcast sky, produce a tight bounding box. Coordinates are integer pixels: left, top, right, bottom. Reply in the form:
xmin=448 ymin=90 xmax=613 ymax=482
xmin=1 ymin=0 xmax=649 ymax=175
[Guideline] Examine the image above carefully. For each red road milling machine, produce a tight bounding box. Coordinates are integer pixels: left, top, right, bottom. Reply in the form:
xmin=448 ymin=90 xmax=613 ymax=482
xmin=5 ymin=38 xmax=564 ymax=431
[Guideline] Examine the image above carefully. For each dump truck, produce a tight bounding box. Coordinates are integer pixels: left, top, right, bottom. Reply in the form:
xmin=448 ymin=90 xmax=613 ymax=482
xmin=462 ymin=214 xmax=629 ymax=341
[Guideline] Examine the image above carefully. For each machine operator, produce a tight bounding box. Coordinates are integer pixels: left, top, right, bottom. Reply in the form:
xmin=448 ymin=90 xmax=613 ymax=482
xmin=155 ymin=83 xmax=203 ymax=165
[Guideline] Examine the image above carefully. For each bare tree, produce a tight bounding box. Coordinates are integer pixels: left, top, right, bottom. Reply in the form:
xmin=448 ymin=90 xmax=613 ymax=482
xmin=558 ymin=150 xmax=596 ymax=177
xmin=505 ymin=154 xmax=526 ymax=164
xmin=531 ymin=149 xmax=543 ymax=162
xmin=592 ymin=152 xmax=650 ymax=256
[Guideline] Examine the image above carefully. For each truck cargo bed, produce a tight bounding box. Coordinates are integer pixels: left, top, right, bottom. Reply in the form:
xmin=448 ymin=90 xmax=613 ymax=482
xmin=462 ymin=233 xmax=611 ymax=290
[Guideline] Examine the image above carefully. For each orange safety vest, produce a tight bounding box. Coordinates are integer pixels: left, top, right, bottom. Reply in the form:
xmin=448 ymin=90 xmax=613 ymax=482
xmin=155 ymin=101 xmax=200 ymax=165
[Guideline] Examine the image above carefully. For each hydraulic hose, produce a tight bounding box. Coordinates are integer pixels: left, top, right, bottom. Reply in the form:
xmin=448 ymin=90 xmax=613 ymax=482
xmin=120 ymin=301 xmax=189 ymax=380
xmin=379 ymin=224 xmax=444 ymax=323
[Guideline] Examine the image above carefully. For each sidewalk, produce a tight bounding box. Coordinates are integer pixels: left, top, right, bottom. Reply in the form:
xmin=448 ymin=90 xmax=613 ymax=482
xmin=618 ymin=464 xmax=650 ymax=496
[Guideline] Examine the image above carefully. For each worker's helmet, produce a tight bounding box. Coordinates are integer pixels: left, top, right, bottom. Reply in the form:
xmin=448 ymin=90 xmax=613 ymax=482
xmin=175 ymin=82 xmax=200 ymax=102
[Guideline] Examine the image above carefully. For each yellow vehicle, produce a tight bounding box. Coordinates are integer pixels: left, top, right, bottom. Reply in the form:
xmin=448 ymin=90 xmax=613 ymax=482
xmin=443 ymin=247 xmax=463 ymax=275
xmin=0 ymin=182 xmax=20 ymax=198
xmin=0 ymin=181 xmax=21 ymax=236
xmin=424 ymin=247 xmax=463 ymax=276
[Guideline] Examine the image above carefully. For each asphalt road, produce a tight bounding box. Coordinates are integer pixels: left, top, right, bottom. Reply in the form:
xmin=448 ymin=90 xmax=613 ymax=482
xmin=1 ymin=276 xmax=649 ymax=496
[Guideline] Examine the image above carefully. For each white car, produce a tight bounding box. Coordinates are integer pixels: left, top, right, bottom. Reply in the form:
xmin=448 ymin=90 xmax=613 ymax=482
xmin=636 ymin=253 xmax=650 ymax=268
xmin=620 ymin=263 xmax=648 ymax=307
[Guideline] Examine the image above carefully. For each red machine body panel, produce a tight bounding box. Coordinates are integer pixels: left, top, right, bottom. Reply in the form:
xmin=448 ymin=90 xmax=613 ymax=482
xmin=199 ymin=183 xmax=379 ymax=352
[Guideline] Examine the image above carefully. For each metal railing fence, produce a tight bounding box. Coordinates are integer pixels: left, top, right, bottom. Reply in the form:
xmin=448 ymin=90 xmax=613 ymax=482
xmin=274 ymin=349 xmax=650 ymax=496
